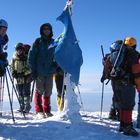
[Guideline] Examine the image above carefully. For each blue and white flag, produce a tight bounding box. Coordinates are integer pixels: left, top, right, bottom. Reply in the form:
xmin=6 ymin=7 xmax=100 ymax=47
xmin=55 ymin=7 xmax=83 ymax=85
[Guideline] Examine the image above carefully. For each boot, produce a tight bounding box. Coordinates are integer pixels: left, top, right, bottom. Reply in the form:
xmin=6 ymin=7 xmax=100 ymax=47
xmin=120 ymin=110 xmax=139 ymax=136
xmin=17 ymin=96 xmax=24 ymax=112
xmin=23 ymin=96 xmax=31 ymax=113
xmin=136 ymin=104 xmax=140 ymax=128
xmin=43 ymin=96 xmax=53 ymax=117
xmin=119 ymin=121 xmax=125 ymax=132
xmin=57 ymin=96 xmax=64 ymax=112
xmin=34 ymin=91 xmax=43 ymax=113
xmin=123 ymin=123 xmax=139 ymax=137
xmin=108 ymin=107 xmax=117 ymax=120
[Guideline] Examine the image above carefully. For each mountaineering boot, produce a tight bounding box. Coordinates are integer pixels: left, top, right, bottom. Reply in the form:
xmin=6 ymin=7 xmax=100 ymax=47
xmin=119 ymin=121 xmax=125 ymax=132
xmin=119 ymin=110 xmax=139 ymax=136
xmin=108 ymin=107 xmax=117 ymax=120
xmin=123 ymin=123 xmax=139 ymax=137
xmin=136 ymin=104 xmax=140 ymax=128
xmin=17 ymin=96 xmax=24 ymax=112
xmin=57 ymin=95 xmax=64 ymax=112
xmin=43 ymin=96 xmax=53 ymax=117
xmin=23 ymin=96 xmax=31 ymax=113
xmin=36 ymin=112 xmax=46 ymax=119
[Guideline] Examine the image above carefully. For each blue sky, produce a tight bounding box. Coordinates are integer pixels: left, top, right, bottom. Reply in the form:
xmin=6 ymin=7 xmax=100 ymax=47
xmin=1 ymin=0 xmax=140 ymax=93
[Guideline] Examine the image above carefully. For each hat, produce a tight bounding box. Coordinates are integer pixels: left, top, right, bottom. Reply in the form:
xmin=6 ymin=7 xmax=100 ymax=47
xmin=40 ymin=23 xmax=53 ymax=37
xmin=0 ymin=19 xmax=8 ymax=28
xmin=15 ymin=43 xmax=23 ymax=50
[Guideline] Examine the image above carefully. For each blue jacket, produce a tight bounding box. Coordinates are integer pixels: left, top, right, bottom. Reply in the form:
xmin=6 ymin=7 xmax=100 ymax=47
xmin=0 ymin=34 xmax=8 ymax=54
xmin=28 ymin=37 xmax=57 ymax=77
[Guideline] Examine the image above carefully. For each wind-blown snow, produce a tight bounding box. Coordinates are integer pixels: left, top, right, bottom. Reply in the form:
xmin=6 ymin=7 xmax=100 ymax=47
xmin=0 ymin=111 xmax=139 ymax=140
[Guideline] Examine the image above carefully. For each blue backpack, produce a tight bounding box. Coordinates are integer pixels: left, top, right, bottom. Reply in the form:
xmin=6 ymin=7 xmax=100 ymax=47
xmin=109 ymin=40 xmax=126 ymax=78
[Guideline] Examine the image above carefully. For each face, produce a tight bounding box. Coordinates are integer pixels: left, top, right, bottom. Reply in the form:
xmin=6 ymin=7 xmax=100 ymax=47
xmin=17 ymin=48 xmax=24 ymax=56
xmin=42 ymin=26 xmax=51 ymax=37
xmin=0 ymin=27 xmax=7 ymax=37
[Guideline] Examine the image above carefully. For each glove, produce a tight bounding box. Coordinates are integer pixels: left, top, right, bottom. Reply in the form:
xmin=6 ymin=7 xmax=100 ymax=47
xmin=12 ymin=71 xmax=18 ymax=78
xmin=100 ymin=75 xmax=106 ymax=83
xmin=3 ymin=34 xmax=9 ymax=46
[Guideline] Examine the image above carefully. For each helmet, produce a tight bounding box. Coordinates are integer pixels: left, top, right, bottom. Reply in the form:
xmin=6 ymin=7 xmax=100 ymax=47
xmin=23 ymin=44 xmax=31 ymax=54
xmin=0 ymin=19 xmax=8 ymax=28
xmin=15 ymin=43 xmax=23 ymax=50
xmin=124 ymin=37 xmax=137 ymax=47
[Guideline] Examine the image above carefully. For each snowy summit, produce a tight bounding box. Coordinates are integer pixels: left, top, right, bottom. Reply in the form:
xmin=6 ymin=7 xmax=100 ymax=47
xmin=0 ymin=111 xmax=139 ymax=140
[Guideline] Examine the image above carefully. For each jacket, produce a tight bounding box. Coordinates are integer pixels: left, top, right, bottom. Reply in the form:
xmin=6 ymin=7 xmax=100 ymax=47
xmin=28 ymin=37 xmax=57 ymax=77
xmin=10 ymin=52 xmax=32 ymax=84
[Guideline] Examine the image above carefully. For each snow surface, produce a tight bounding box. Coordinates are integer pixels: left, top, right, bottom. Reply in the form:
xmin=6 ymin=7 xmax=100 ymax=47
xmin=0 ymin=111 xmax=139 ymax=140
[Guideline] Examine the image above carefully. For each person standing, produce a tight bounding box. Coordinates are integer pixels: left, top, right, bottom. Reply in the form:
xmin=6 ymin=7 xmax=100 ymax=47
xmin=137 ymin=92 xmax=140 ymax=128
xmin=55 ymin=66 xmax=65 ymax=112
xmin=10 ymin=43 xmax=32 ymax=113
xmin=28 ymin=23 xmax=57 ymax=118
xmin=0 ymin=19 xmax=8 ymax=76
xmin=112 ymin=37 xmax=139 ymax=136
xmin=101 ymin=38 xmax=139 ymax=136
xmin=101 ymin=53 xmax=119 ymax=120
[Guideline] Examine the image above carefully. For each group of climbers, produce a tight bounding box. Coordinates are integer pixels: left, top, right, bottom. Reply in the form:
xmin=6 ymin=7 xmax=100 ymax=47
xmin=1 ymin=17 xmax=140 ymax=137
xmin=0 ymin=20 xmax=65 ymax=117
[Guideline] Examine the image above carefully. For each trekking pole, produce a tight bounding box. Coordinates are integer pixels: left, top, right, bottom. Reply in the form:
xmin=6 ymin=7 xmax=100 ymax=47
xmin=0 ymin=76 xmax=5 ymax=116
xmin=11 ymin=78 xmax=14 ymax=104
xmin=5 ymin=72 xmax=15 ymax=123
xmin=60 ymin=72 xmax=66 ymax=111
xmin=76 ymin=85 xmax=84 ymax=111
xmin=6 ymin=67 xmax=26 ymax=118
xmin=0 ymin=77 xmax=3 ymax=116
xmin=100 ymin=82 xmax=104 ymax=120
xmin=30 ymin=80 xmax=35 ymax=102
xmin=100 ymin=45 xmax=105 ymax=119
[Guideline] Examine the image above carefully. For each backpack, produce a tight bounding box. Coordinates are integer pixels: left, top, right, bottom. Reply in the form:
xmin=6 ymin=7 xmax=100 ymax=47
xmin=103 ymin=40 xmax=126 ymax=79
xmin=23 ymin=44 xmax=31 ymax=55
xmin=102 ymin=53 xmax=112 ymax=80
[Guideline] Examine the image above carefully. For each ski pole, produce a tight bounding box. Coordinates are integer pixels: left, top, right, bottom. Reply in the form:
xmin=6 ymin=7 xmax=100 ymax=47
xmin=0 ymin=77 xmax=3 ymax=116
xmin=100 ymin=45 xmax=105 ymax=119
xmin=5 ymin=72 xmax=15 ymax=123
xmin=76 ymin=85 xmax=84 ymax=111
xmin=30 ymin=80 xmax=35 ymax=102
xmin=60 ymin=72 xmax=66 ymax=111
xmin=100 ymin=81 xmax=104 ymax=120
xmin=11 ymin=78 xmax=14 ymax=104
xmin=0 ymin=76 xmax=5 ymax=116
xmin=101 ymin=45 xmax=105 ymax=58
xmin=6 ymin=67 xmax=26 ymax=118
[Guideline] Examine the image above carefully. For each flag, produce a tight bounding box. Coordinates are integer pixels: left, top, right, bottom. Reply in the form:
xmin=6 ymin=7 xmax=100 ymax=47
xmin=55 ymin=7 xmax=83 ymax=85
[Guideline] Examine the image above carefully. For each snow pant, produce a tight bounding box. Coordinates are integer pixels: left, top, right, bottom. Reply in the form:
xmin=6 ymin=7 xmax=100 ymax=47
xmin=34 ymin=75 xmax=53 ymax=113
xmin=111 ymin=80 xmax=119 ymax=110
xmin=112 ymin=79 xmax=136 ymax=127
xmin=16 ymin=83 xmax=31 ymax=112
xmin=55 ymin=72 xmax=64 ymax=111
xmin=108 ymin=80 xmax=120 ymax=119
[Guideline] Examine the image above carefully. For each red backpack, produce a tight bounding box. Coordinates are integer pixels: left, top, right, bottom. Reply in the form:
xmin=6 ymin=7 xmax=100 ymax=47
xmin=23 ymin=44 xmax=31 ymax=55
